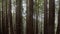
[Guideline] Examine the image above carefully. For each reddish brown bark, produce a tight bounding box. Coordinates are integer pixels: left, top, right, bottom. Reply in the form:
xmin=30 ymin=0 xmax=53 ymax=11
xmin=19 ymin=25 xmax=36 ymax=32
xmin=16 ymin=0 xmax=22 ymax=34
xmin=26 ymin=0 xmax=34 ymax=34
xmin=7 ymin=0 xmax=14 ymax=34
xmin=48 ymin=0 xmax=55 ymax=34
xmin=2 ymin=0 xmax=9 ymax=34
xmin=44 ymin=0 xmax=48 ymax=34
xmin=44 ymin=0 xmax=55 ymax=34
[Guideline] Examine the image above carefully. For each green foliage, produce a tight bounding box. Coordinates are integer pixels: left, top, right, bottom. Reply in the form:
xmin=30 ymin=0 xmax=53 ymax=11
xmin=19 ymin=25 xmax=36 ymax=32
xmin=0 ymin=0 xmax=2 ymax=9
xmin=34 ymin=0 xmax=44 ymax=14
xmin=0 ymin=0 xmax=2 ymax=2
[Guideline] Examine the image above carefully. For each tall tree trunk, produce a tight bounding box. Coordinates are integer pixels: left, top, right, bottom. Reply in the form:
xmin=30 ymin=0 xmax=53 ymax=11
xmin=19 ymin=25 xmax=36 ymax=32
xmin=26 ymin=0 xmax=34 ymax=34
xmin=36 ymin=10 xmax=38 ymax=34
xmin=44 ymin=0 xmax=55 ymax=34
xmin=36 ymin=0 xmax=39 ymax=34
xmin=44 ymin=0 xmax=48 ymax=34
xmin=56 ymin=0 xmax=60 ymax=34
xmin=36 ymin=10 xmax=39 ymax=34
xmin=16 ymin=0 xmax=22 ymax=34
xmin=7 ymin=0 xmax=14 ymax=34
xmin=2 ymin=0 xmax=9 ymax=34
xmin=48 ymin=0 xmax=55 ymax=34
xmin=0 ymin=11 xmax=2 ymax=34
xmin=0 ymin=3 xmax=2 ymax=33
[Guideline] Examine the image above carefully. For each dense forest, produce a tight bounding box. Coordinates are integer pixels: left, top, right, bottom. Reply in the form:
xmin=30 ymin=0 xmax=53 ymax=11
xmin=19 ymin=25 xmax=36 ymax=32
xmin=0 ymin=0 xmax=60 ymax=34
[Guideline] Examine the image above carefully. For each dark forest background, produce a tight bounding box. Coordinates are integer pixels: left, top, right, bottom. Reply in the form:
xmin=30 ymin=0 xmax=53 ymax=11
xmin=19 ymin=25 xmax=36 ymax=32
xmin=0 ymin=0 xmax=60 ymax=34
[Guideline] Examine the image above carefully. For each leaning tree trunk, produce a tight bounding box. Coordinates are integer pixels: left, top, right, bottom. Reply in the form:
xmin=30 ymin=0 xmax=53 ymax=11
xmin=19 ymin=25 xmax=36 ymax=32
xmin=48 ymin=0 xmax=55 ymax=34
xmin=26 ymin=0 xmax=34 ymax=34
xmin=7 ymin=0 xmax=14 ymax=34
xmin=56 ymin=0 xmax=60 ymax=34
xmin=16 ymin=0 xmax=22 ymax=34
xmin=2 ymin=0 xmax=9 ymax=34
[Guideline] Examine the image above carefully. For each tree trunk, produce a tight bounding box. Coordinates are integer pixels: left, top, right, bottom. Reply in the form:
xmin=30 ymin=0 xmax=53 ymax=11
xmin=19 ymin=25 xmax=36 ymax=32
xmin=2 ymin=0 xmax=9 ymax=34
xmin=16 ymin=0 xmax=22 ymax=34
xmin=36 ymin=0 xmax=39 ymax=34
xmin=7 ymin=0 xmax=14 ymax=34
xmin=56 ymin=0 xmax=60 ymax=34
xmin=0 ymin=11 xmax=2 ymax=34
xmin=26 ymin=0 xmax=34 ymax=34
xmin=44 ymin=0 xmax=48 ymax=34
xmin=48 ymin=0 xmax=55 ymax=34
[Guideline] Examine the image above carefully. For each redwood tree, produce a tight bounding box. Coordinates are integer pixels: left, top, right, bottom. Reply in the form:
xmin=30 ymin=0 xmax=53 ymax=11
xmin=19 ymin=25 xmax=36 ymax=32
xmin=16 ymin=0 xmax=22 ymax=34
xmin=7 ymin=0 xmax=14 ymax=34
xmin=2 ymin=0 xmax=9 ymax=34
xmin=48 ymin=0 xmax=55 ymax=34
xmin=44 ymin=0 xmax=48 ymax=34
xmin=36 ymin=0 xmax=39 ymax=34
xmin=0 ymin=10 xmax=2 ymax=34
xmin=26 ymin=0 xmax=34 ymax=34
xmin=56 ymin=0 xmax=60 ymax=34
